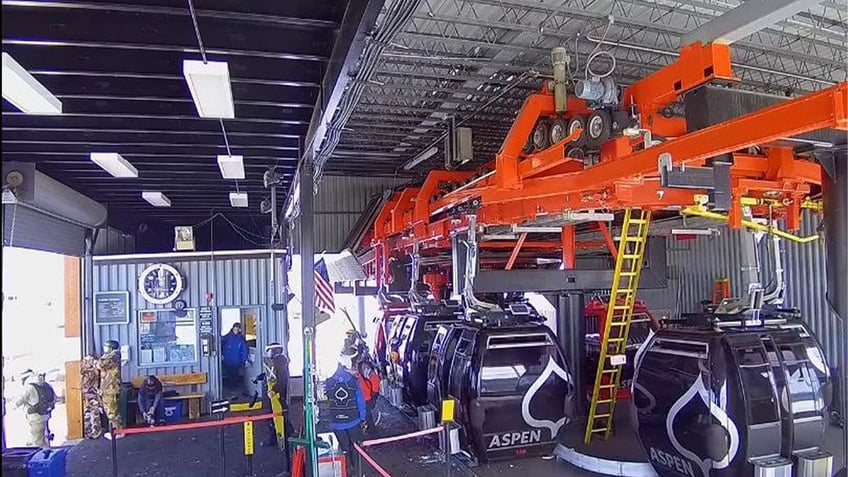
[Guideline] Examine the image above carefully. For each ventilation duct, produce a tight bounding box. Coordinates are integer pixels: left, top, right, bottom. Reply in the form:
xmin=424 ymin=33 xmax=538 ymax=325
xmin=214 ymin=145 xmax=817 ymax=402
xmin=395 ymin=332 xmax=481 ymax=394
xmin=2 ymin=162 xmax=108 ymax=229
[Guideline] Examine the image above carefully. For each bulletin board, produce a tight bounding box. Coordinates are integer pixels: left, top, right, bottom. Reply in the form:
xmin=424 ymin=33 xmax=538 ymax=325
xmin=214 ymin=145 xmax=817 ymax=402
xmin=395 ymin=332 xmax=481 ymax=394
xmin=137 ymin=308 xmax=198 ymax=366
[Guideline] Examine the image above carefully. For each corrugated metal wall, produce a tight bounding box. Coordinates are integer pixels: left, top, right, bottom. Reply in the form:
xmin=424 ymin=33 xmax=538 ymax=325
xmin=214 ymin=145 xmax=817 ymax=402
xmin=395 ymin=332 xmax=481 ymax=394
xmin=93 ymin=226 xmax=136 ymax=255
xmin=666 ymin=228 xmax=758 ymax=315
xmin=659 ymin=213 xmax=838 ymax=367
xmin=90 ymin=250 xmax=287 ymax=401
xmin=293 ymin=175 xmax=408 ymax=252
xmin=783 ymin=211 xmax=840 ymax=367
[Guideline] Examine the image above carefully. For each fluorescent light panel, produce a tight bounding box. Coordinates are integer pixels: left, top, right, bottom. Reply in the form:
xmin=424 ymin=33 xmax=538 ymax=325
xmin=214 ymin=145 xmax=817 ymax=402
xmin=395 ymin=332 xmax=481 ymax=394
xmin=142 ymin=191 xmax=171 ymax=207
xmin=182 ymin=59 xmax=234 ymax=119
xmin=2 ymin=52 xmax=62 ymax=115
xmin=217 ymin=155 xmax=244 ymax=179
xmin=229 ymin=192 xmax=248 ymax=208
xmin=90 ymin=152 xmax=138 ymax=178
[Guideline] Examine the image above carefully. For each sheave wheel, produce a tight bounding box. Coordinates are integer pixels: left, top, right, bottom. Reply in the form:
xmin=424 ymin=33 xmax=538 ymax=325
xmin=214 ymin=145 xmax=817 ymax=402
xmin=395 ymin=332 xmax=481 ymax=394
xmin=567 ymin=115 xmax=588 ymax=147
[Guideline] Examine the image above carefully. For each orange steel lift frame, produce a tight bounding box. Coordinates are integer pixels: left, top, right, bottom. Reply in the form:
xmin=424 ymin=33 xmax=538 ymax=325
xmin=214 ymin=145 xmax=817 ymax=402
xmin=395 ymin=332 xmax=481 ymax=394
xmin=370 ymin=41 xmax=847 ymax=285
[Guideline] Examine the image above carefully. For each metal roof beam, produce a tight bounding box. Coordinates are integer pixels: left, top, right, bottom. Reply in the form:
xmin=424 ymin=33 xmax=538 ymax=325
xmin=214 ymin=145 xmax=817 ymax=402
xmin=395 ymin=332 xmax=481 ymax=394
xmin=2 ymin=127 xmax=301 ymax=139
xmin=682 ymin=0 xmax=826 ymax=45
xmin=1 ymin=1 xmax=340 ymax=30
xmin=27 ymin=69 xmax=320 ymax=88
xmin=4 ymin=140 xmax=299 ymax=151
xmin=1 ymin=38 xmax=326 ymax=63
xmin=2 ymin=111 xmax=308 ymax=126
xmin=52 ymin=94 xmax=312 ymax=109
xmin=6 ymin=152 xmax=297 ymax=161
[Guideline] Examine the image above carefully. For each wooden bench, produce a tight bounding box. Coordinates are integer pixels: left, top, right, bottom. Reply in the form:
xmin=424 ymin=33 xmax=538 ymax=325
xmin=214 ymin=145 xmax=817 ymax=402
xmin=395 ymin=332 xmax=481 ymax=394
xmin=129 ymin=372 xmax=207 ymax=420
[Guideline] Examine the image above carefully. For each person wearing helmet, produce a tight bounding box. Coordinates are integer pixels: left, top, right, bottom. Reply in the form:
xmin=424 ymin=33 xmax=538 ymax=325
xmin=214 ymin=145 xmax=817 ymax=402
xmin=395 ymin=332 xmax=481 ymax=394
xmin=356 ymin=359 xmax=381 ymax=434
xmin=261 ymin=343 xmax=295 ymax=468
xmin=15 ymin=369 xmax=56 ymax=448
xmin=98 ymin=340 xmax=124 ymax=439
xmin=137 ymin=375 xmax=164 ymax=426
xmin=323 ymin=349 xmax=366 ymax=472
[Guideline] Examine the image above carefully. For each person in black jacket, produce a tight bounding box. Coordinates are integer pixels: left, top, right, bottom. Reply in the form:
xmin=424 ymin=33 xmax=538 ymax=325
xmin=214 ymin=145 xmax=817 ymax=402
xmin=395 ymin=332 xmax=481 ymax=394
xmin=324 ymin=351 xmax=366 ymax=471
xmin=137 ymin=375 xmax=164 ymax=426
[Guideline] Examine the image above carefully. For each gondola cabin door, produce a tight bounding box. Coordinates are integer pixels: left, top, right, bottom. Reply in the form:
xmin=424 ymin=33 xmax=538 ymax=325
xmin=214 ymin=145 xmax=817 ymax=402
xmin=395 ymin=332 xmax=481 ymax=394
xmin=473 ymin=332 xmax=571 ymax=462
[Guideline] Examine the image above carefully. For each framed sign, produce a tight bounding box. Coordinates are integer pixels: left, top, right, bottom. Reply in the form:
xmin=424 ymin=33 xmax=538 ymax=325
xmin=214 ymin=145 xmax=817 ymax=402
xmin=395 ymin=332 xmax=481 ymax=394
xmin=199 ymin=306 xmax=214 ymax=335
xmin=174 ymin=226 xmax=195 ymax=251
xmin=94 ymin=291 xmax=130 ymax=325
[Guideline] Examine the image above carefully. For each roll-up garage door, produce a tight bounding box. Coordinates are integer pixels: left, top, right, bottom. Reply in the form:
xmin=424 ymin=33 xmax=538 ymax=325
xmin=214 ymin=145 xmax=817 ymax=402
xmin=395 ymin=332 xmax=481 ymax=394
xmin=3 ymin=203 xmax=86 ymax=257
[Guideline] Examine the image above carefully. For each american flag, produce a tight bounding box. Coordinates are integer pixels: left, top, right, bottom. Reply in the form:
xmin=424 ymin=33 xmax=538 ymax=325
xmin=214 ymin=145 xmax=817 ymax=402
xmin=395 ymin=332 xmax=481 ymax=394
xmin=314 ymin=258 xmax=335 ymax=312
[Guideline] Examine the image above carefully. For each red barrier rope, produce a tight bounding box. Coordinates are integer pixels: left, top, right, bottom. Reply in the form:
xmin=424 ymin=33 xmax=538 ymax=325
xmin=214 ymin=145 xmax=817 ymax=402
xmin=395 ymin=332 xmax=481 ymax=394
xmin=361 ymin=426 xmax=443 ymax=447
xmin=117 ymin=412 xmax=279 ymax=435
xmin=354 ymin=443 xmax=392 ymax=477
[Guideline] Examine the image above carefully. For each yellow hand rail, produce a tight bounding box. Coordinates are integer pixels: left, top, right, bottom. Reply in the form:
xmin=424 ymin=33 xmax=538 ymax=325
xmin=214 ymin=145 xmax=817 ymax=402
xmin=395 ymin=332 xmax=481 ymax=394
xmin=681 ymin=206 xmax=819 ymax=244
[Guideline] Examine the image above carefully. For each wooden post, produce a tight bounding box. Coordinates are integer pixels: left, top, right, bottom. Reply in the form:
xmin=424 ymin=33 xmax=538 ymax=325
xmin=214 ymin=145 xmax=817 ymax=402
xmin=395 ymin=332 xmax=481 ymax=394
xmin=64 ymin=256 xmax=83 ymax=440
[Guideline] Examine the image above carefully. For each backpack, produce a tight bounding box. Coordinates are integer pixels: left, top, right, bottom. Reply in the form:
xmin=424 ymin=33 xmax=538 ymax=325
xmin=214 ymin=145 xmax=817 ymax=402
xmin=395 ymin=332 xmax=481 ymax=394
xmin=28 ymin=383 xmax=56 ymax=415
xmin=326 ymin=376 xmax=360 ymax=425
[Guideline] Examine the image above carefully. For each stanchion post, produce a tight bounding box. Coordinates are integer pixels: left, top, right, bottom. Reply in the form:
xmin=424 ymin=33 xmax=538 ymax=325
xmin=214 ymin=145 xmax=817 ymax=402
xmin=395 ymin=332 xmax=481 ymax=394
xmin=440 ymin=398 xmax=455 ymax=477
xmin=244 ymin=420 xmax=255 ymax=477
xmin=219 ymin=413 xmax=226 ymax=477
xmin=110 ymin=425 xmax=118 ymax=477
xmin=443 ymin=424 xmax=451 ymax=477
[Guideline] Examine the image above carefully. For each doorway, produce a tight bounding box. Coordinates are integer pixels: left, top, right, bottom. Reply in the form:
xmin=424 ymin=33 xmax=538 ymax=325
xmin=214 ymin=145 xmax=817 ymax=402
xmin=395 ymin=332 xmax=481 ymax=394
xmin=219 ymin=307 xmax=262 ymax=402
xmin=2 ymin=246 xmax=77 ymax=447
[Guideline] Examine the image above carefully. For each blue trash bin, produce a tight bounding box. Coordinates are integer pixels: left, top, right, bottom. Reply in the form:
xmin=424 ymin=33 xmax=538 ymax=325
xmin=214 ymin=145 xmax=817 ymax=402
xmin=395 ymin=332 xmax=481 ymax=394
xmin=27 ymin=448 xmax=67 ymax=477
xmin=2 ymin=447 xmax=40 ymax=477
xmin=163 ymin=400 xmax=183 ymax=423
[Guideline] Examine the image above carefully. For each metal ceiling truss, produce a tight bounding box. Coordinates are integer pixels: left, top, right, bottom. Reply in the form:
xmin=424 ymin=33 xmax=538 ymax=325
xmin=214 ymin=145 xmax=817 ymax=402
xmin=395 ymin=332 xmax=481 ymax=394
xmin=318 ymin=0 xmax=846 ymax=176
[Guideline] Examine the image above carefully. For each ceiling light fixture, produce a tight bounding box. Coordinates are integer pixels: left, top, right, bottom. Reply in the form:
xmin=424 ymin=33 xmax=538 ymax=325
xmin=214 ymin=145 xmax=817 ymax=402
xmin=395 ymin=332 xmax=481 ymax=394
xmin=217 ymin=154 xmax=244 ymax=179
xmin=2 ymin=52 xmax=62 ymax=115
xmin=182 ymin=59 xmax=235 ymax=119
xmin=229 ymin=192 xmax=248 ymax=208
xmin=90 ymin=152 xmax=138 ymax=178
xmin=402 ymin=146 xmax=438 ymax=171
xmin=142 ymin=191 xmax=171 ymax=207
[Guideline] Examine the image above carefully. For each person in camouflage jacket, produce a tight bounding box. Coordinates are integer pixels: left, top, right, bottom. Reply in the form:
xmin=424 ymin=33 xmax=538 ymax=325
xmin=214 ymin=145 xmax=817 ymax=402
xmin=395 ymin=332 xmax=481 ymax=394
xmin=81 ymin=355 xmax=104 ymax=439
xmin=98 ymin=340 xmax=124 ymax=439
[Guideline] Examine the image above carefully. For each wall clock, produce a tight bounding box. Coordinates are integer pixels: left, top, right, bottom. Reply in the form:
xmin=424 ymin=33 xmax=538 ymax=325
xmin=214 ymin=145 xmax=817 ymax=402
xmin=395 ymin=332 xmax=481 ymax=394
xmin=138 ymin=263 xmax=184 ymax=305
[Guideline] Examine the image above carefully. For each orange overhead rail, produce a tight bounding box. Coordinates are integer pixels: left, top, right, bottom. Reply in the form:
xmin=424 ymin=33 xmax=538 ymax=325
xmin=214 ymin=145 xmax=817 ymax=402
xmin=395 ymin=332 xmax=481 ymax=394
xmin=370 ymin=39 xmax=846 ymax=264
xmin=477 ymin=83 xmax=845 ymax=206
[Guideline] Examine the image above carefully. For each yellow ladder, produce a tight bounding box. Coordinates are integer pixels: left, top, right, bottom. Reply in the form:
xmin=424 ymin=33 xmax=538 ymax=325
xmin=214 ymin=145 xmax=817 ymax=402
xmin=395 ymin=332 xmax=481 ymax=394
xmin=584 ymin=208 xmax=652 ymax=443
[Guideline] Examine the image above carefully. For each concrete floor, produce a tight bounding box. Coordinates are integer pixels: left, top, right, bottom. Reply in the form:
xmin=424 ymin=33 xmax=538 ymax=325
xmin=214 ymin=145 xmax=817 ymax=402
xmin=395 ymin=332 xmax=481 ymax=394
xmin=62 ymin=396 xmax=844 ymax=477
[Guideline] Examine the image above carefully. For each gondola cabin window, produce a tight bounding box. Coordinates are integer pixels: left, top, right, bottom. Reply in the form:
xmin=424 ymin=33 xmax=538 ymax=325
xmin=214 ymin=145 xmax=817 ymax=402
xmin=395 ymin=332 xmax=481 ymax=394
xmin=480 ymin=334 xmax=561 ymax=397
xmin=138 ymin=308 xmax=198 ymax=365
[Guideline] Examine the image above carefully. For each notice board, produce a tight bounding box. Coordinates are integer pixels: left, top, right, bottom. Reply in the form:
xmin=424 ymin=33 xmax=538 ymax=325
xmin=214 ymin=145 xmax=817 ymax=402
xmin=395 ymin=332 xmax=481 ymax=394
xmin=94 ymin=291 xmax=130 ymax=325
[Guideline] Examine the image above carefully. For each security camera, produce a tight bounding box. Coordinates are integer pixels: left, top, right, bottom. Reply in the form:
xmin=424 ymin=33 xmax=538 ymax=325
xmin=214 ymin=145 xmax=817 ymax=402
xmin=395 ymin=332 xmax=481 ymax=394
xmin=263 ymin=167 xmax=283 ymax=188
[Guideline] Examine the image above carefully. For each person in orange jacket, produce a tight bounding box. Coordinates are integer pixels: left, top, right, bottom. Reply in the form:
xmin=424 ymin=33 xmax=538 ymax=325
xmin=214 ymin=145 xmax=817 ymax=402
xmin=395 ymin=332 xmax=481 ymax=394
xmin=356 ymin=359 xmax=381 ymax=433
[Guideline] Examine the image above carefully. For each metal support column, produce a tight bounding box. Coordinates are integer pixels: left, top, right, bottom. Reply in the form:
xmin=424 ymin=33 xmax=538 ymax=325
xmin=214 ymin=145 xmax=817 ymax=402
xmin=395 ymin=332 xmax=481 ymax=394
xmin=83 ymin=228 xmax=97 ymax=355
xmin=558 ymin=293 xmax=585 ymax=414
xmin=270 ymin=186 xmax=279 ymax=247
xmin=451 ymin=233 xmax=468 ymax=299
xmin=298 ymin=158 xmax=319 ymax=477
xmin=822 ymin=146 xmax=847 ymax=474
xmin=561 ymin=225 xmax=576 ymax=270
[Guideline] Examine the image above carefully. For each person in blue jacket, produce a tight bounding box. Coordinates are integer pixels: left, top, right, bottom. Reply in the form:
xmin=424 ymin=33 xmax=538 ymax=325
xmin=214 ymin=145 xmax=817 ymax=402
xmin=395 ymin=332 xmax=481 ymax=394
xmin=324 ymin=350 xmax=366 ymax=469
xmin=221 ymin=323 xmax=249 ymax=394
